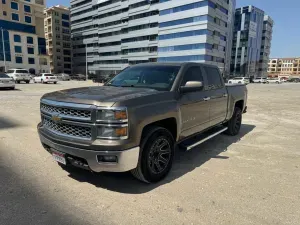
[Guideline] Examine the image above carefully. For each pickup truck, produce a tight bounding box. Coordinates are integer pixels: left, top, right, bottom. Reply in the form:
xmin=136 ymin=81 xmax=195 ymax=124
xmin=38 ymin=63 xmax=248 ymax=183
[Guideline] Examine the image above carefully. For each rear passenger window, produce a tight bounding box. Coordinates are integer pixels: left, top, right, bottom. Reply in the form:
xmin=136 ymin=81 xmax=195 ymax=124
xmin=204 ymin=66 xmax=223 ymax=89
xmin=181 ymin=66 xmax=203 ymax=86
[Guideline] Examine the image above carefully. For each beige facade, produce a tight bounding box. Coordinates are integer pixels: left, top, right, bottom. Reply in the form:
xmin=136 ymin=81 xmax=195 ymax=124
xmin=44 ymin=5 xmax=71 ymax=74
xmin=268 ymin=58 xmax=300 ymax=77
xmin=0 ymin=0 xmax=50 ymax=73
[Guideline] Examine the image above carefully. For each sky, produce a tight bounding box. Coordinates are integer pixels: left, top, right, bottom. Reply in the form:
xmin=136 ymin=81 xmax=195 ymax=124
xmin=46 ymin=0 xmax=300 ymax=58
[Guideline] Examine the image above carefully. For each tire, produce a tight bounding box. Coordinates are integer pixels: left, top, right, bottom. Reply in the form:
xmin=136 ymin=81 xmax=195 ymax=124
xmin=266 ymin=81 xmax=269 ymax=84
xmin=10 ymin=87 xmax=15 ymax=90
xmin=54 ymin=82 xmax=57 ymax=84
xmin=41 ymin=79 xmax=44 ymax=84
xmin=225 ymin=107 xmax=242 ymax=136
xmin=276 ymin=81 xmax=279 ymax=84
xmin=16 ymin=80 xmax=20 ymax=84
xmin=131 ymin=126 xmax=175 ymax=183
xmin=34 ymin=80 xmax=37 ymax=83
xmin=26 ymin=80 xmax=30 ymax=84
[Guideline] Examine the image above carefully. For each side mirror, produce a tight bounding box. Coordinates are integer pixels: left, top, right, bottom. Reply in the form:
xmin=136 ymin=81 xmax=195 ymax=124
xmin=180 ymin=81 xmax=203 ymax=93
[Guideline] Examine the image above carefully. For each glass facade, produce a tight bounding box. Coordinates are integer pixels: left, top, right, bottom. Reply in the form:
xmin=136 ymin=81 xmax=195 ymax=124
xmin=159 ymin=15 xmax=210 ymax=28
xmin=159 ymin=29 xmax=212 ymax=40
xmin=38 ymin=38 xmax=46 ymax=55
xmin=0 ymin=20 xmax=36 ymax=34
xmin=0 ymin=30 xmax=11 ymax=61
xmin=158 ymin=55 xmax=213 ymax=62
xmin=158 ymin=43 xmax=212 ymax=52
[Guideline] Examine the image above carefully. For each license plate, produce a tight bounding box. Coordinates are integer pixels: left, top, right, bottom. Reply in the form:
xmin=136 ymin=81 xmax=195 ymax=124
xmin=50 ymin=77 xmax=55 ymax=79
xmin=52 ymin=152 xmax=66 ymax=165
xmin=3 ymin=81 xmax=9 ymax=83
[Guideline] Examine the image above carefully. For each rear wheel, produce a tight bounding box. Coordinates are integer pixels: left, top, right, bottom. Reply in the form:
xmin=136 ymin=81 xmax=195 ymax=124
xmin=25 ymin=80 xmax=30 ymax=84
xmin=131 ymin=126 xmax=175 ymax=183
xmin=54 ymin=82 xmax=57 ymax=84
xmin=41 ymin=79 xmax=45 ymax=84
xmin=10 ymin=87 xmax=15 ymax=90
xmin=225 ymin=107 xmax=242 ymax=136
xmin=16 ymin=80 xmax=20 ymax=84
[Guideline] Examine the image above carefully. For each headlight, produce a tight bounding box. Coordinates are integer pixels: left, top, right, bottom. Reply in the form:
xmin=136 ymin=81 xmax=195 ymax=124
xmin=97 ymin=108 xmax=127 ymax=122
xmin=97 ymin=126 xmax=128 ymax=139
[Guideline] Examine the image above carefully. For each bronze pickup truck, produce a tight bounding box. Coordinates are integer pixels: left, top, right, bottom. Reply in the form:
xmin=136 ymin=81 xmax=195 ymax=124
xmin=38 ymin=63 xmax=247 ymax=183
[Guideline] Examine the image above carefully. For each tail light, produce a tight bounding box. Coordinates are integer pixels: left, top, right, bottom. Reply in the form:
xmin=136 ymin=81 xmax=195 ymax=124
xmin=46 ymin=77 xmax=48 ymax=79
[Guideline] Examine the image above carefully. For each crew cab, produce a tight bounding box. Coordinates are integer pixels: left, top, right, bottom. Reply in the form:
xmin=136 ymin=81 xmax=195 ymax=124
xmin=6 ymin=69 xmax=31 ymax=84
xmin=38 ymin=63 xmax=248 ymax=183
xmin=34 ymin=73 xmax=58 ymax=84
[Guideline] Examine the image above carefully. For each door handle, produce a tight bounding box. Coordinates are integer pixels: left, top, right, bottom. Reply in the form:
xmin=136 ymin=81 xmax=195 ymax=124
xmin=223 ymin=94 xmax=228 ymax=97
xmin=203 ymin=97 xmax=211 ymax=101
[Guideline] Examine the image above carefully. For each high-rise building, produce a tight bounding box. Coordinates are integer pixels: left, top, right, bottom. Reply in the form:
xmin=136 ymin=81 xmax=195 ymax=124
xmin=44 ymin=5 xmax=72 ymax=74
xmin=231 ymin=6 xmax=273 ymax=77
xmin=258 ymin=15 xmax=274 ymax=76
xmin=0 ymin=0 xmax=50 ymax=73
xmin=71 ymin=0 xmax=235 ymax=76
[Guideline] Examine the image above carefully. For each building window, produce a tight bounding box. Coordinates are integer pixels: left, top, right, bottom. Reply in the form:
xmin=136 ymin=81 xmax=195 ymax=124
xmin=25 ymin=0 xmax=31 ymax=2
xmin=3 ymin=11 xmax=7 ymax=16
xmin=62 ymin=13 xmax=69 ymax=20
xmin=57 ymin=49 xmax=60 ymax=52
xmin=15 ymin=56 xmax=23 ymax=64
xmin=27 ymin=36 xmax=33 ymax=44
xmin=25 ymin=16 xmax=31 ymax=23
xmin=2 ymin=0 xmax=6 ymax=4
xmin=11 ymin=2 xmax=18 ymax=10
xmin=28 ymin=57 xmax=35 ymax=64
xmin=57 ymin=56 xmax=61 ymax=60
xmin=24 ymin=5 xmax=31 ymax=13
xmin=14 ymin=46 xmax=22 ymax=53
xmin=12 ymin=13 xmax=19 ymax=21
xmin=27 ymin=47 xmax=34 ymax=54
xmin=14 ymin=34 xmax=21 ymax=42
xmin=62 ymin=21 xmax=69 ymax=27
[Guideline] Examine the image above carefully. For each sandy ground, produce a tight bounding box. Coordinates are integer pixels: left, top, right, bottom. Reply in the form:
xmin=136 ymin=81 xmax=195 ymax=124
xmin=0 ymin=81 xmax=299 ymax=225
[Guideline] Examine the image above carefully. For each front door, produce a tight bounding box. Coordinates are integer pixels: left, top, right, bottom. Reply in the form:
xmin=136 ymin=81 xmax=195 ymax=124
xmin=179 ymin=66 xmax=210 ymax=139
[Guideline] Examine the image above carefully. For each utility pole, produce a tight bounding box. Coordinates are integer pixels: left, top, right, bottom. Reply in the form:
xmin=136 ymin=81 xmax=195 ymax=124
xmin=86 ymin=43 xmax=88 ymax=81
xmin=1 ymin=27 xmax=7 ymax=72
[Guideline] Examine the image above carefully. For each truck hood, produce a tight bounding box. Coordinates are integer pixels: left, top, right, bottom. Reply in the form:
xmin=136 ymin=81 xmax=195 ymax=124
xmin=42 ymin=86 xmax=160 ymax=107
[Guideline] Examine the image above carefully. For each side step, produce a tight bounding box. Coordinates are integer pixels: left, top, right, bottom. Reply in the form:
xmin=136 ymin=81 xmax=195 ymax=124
xmin=180 ymin=127 xmax=228 ymax=151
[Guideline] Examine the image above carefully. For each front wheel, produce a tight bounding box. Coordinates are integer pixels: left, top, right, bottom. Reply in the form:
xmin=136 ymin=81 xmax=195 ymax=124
xmin=54 ymin=82 xmax=57 ymax=84
xmin=25 ymin=80 xmax=30 ymax=84
xmin=225 ymin=107 xmax=242 ymax=136
xmin=131 ymin=126 xmax=175 ymax=183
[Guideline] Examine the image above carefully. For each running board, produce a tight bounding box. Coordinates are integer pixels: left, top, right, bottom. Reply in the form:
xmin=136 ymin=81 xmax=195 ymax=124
xmin=181 ymin=127 xmax=228 ymax=151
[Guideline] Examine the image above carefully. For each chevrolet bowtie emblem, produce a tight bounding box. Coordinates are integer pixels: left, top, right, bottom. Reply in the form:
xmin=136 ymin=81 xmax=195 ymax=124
xmin=52 ymin=114 xmax=62 ymax=122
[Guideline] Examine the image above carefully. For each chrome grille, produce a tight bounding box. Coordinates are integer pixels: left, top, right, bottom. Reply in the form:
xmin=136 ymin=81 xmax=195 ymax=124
xmin=42 ymin=117 xmax=92 ymax=140
xmin=41 ymin=103 xmax=91 ymax=120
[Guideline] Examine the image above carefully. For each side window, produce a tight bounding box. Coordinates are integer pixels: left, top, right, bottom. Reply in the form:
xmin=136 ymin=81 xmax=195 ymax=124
xmin=181 ymin=66 xmax=203 ymax=86
xmin=204 ymin=66 xmax=223 ymax=90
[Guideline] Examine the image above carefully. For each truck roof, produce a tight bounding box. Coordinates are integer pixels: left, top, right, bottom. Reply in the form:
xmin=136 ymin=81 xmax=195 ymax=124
xmin=132 ymin=62 xmax=218 ymax=68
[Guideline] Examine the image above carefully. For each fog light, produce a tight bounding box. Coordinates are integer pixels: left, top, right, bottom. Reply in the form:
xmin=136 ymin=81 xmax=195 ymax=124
xmin=97 ymin=155 xmax=118 ymax=163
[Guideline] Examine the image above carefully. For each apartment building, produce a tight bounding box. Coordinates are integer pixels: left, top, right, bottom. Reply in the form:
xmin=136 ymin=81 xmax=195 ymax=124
xmin=44 ymin=5 xmax=72 ymax=74
xmin=268 ymin=58 xmax=300 ymax=77
xmin=0 ymin=0 xmax=50 ymax=73
xmin=231 ymin=5 xmax=273 ymax=77
xmin=71 ymin=0 xmax=235 ymax=76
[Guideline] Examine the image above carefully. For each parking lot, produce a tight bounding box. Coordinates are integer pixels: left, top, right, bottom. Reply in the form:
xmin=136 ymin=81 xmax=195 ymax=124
xmin=1 ymin=81 xmax=300 ymax=225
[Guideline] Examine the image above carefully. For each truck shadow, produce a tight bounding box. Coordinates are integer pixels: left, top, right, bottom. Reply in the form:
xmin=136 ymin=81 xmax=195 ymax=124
xmin=0 ymin=117 xmax=21 ymax=129
xmin=65 ymin=124 xmax=255 ymax=194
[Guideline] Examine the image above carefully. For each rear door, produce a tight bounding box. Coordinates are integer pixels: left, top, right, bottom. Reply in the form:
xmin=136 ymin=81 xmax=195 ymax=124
xmin=179 ymin=65 xmax=210 ymax=138
xmin=202 ymin=65 xmax=228 ymax=126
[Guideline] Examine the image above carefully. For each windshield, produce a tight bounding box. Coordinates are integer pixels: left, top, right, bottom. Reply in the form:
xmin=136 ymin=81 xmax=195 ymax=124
xmin=105 ymin=65 xmax=181 ymax=91
xmin=233 ymin=77 xmax=244 ymax=80
xmin=0 ymin=74 xmax=10 ymax=78
xmin=44 ymin=74 xmax=54 ymax=76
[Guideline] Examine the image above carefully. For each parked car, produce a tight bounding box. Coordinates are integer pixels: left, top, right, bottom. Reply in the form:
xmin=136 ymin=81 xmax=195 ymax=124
xmin=228 ymin=77 xmax=250 ymax=85
xmin=71 ymin=74 xmax=86 ymax=81
xmin=0 ymin=73 xmax=15 ymax=90
xmin=266 ymin=78 xmax=282 ymax=84
xmin=6 ymin=69 xmax=31 ymax=84
xmin=38 ymin=62 xmax=248 ymax=183
xmin=33 ymin=73 xmax=58 ymax=84
xmin=92 ymin=74 xmax=114 ymax=83
xmin=56 ymin=73 xmax=71 ymax=81
xmin=253 ymin=77 xmax=267 ymax=83
xmin=287 ymin=78 xmax=300 ymax=83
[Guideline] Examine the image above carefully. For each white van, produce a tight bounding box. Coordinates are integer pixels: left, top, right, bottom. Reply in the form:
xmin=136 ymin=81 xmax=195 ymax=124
xmin=6 ymin=69 xmax=31 ymax=84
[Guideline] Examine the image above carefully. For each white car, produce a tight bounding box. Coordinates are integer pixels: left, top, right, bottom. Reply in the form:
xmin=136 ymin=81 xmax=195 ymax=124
xmin=253 ymin=77 xmax=267 ymax=84
xmin=34 ymin=73 xmax=58 ymax=84
xmin=55 ymin=73 xmax=71 ymax=81
xmin=0 ymin=73 xmax=15 ymax=90
xmin=6 ymin=69 xmax=31 ymax=84
xmin=228 ymin=77 xmax=250 ymax=85
xmin=266 ymin=78 xmax=283 ymax=84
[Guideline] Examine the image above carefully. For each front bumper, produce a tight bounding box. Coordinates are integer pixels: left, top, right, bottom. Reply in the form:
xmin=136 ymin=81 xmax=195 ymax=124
xmin=38 ymin=129 xmax=140 ymax=172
